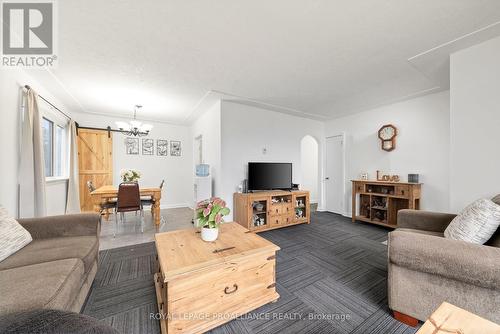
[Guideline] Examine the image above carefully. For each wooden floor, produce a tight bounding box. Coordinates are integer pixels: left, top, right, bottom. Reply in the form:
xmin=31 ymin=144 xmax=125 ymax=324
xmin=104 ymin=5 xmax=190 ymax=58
xmin=83 ymin=211 xmax=420 ymax=334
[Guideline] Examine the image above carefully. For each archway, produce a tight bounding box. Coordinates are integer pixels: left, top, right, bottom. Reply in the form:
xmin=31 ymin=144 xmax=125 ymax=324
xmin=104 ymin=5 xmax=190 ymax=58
xmin=300 ymin=135 xmax=319 ymax=204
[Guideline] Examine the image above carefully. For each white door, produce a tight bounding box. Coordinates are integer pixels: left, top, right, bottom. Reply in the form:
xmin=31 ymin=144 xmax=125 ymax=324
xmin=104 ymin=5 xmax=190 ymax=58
xmin=325 ymin=135 xmax=344 ymax=214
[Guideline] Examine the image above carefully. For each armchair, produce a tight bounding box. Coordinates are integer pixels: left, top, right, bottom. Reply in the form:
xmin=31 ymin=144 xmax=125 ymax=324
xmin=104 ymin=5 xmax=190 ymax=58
xmin=388 ymin=209 xmax=500 ymax=325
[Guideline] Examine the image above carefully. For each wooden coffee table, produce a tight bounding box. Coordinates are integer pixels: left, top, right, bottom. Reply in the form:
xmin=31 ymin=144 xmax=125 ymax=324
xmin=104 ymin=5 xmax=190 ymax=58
xmin=154 ymin=223 xmax=280 ymax=334
xmin=417 ymin=302 xmax=500 ymax=334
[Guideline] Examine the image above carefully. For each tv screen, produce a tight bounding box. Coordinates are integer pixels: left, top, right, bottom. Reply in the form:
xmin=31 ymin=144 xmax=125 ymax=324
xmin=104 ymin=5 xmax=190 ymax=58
xmin=248 ymin=162 xmax=292 ymax=191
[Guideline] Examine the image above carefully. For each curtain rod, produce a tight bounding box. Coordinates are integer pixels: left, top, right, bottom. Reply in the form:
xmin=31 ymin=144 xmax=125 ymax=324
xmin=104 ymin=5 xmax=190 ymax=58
xmin=24 ymin=85 xmax=72 ymax=120
xmin=74 ymin=123 xmax=149 ymax=137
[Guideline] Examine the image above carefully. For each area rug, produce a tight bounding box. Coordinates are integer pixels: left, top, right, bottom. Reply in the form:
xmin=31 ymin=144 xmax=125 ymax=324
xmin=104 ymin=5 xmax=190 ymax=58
xmin=82 ymin=212 xmax=419 ymax=334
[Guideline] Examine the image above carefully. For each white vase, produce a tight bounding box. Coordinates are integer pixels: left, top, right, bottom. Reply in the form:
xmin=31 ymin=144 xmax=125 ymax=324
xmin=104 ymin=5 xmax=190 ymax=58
xmin=201 ymin=227 xmax=219 ymax=242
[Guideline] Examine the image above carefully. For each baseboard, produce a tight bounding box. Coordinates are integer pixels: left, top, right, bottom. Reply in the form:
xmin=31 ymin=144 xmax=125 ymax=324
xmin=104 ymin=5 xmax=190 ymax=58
xmin=158 ymin=203 xmax=191 ymax=210
xmin=316 ymin=209 xmax=351 ymax=218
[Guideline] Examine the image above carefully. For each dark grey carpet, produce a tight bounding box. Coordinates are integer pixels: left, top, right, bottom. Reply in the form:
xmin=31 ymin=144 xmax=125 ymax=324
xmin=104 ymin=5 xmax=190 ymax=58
xmin=82 ymin=212 xmax=420 ymax=334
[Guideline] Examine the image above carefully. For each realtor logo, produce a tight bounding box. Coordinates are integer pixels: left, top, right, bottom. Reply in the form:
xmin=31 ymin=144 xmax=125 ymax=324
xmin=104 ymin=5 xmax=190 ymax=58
xmin=1 ymin=1 xmax=57 ymax=67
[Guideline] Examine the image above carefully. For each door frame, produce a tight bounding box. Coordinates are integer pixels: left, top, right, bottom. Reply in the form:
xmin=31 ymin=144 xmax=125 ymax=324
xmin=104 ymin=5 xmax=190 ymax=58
xmin=324 ymin=132 xmax=346 ymax=216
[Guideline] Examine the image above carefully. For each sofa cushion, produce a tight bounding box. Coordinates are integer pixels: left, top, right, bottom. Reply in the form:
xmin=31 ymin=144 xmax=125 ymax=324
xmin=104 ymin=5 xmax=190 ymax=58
xmin=0 ymin=236 xmax=98 ymax=274
xmin=0 ymin=207 xmax=32 ymax=263
xmin=0 ymin=259 xmax=84 ymax=313
xmin=389 ymin=230 xmax=500 ymax=290
xmin=396 ymin=228 xmax=444 ymax=238
xmin=444 ymin=199 xmax=500 ymax=244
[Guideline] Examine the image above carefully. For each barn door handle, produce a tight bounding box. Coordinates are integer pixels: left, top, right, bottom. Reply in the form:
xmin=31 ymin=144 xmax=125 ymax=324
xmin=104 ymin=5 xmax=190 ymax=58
xmin=224 ymin=284 xmax=238 ymax=294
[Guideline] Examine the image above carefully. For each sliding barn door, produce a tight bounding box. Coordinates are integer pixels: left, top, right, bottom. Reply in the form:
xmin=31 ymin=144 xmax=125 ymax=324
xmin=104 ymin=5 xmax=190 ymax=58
xmin=78 ymin=129 xmax=113 ymax=211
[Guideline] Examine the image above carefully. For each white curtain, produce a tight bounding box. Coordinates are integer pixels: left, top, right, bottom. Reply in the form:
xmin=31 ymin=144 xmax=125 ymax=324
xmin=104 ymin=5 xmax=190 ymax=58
xmin=65 ymin=120 xmax=80 ymax=213
xmin=19 ymin=88 xmax=46 ymax=218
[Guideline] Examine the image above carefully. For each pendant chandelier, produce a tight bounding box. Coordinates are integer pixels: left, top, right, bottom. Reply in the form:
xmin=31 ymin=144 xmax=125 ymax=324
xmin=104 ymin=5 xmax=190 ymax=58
xmin=115 ymin=105 xmax=153 ymax=136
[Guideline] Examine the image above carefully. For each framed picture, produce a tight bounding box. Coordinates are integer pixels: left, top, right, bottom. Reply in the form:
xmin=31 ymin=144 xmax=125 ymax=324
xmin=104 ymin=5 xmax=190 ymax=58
xmin=125 ymin=137 xmax=139 ymax=155
xmin=170 ymin=140 xmax=181 ymax=156
xmin=142 ymin=139 xmax=154 ymax=155
xmin=157 ymin=139 xmax=168 ymax=156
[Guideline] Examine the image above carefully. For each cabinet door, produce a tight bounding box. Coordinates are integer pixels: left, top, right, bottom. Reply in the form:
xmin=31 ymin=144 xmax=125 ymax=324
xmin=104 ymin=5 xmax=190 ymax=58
xmin=249 ymin=196 xmax=270 ymax=230
xmin=293 ymin=193 xmax=309 ymax=222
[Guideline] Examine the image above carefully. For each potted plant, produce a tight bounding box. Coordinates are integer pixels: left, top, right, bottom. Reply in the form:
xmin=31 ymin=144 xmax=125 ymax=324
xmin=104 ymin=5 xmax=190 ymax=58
xmin=120 ymin=169 xmax=141 ymax=182
xmin=195 ymin=197 xmax=230 ymax=242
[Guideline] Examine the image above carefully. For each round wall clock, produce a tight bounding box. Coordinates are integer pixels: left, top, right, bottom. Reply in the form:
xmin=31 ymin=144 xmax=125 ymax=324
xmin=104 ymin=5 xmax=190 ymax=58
xmin=378 ymin=124 xmax=397 ymax=151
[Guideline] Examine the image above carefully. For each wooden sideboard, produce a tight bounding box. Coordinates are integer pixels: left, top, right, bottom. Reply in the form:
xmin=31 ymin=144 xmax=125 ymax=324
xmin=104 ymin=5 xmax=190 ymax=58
xmin=352 ymin=180 xmax=421 ymax=228
xmin=234 ymin=190 xmax=310 ymax=232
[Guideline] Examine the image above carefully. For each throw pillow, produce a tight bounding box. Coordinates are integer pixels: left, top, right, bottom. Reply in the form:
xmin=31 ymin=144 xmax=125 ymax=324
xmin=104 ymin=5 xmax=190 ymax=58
xmin=491 ymin=194 xmax=500 ymax=206
xmin=444 ymin=199 xmax=500 ymax=244
xmin=0 ymin=207 xmax=32 ymax=262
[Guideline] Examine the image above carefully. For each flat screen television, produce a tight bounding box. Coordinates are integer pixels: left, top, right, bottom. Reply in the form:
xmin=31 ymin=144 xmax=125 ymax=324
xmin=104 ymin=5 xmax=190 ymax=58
xmin=248 ymin=162 xmax=292 ymax=191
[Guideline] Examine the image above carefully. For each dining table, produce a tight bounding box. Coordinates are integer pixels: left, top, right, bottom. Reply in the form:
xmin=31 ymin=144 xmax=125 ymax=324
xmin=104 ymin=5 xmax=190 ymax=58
xmin=90 ymin=185 xmax=162 ymax=225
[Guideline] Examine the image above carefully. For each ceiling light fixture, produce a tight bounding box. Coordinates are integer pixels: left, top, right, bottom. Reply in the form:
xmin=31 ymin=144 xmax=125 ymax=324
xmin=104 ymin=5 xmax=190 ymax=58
xmin=115 ymin=105 xmax=153 ymax=136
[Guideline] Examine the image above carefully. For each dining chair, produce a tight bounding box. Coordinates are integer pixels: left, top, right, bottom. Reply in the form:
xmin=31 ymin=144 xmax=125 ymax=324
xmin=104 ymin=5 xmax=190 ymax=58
xmin=141 ymin=179 xmax=165 ymax=219
xmin=114 ymin=182 xmax=144 ymax=237
xmin=87 ymin=180 xmax=116 ymax=221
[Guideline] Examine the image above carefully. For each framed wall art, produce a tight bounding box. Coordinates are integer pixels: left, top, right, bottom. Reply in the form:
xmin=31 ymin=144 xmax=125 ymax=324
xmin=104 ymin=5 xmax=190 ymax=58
xmin=157 ymin=139 xmax=168 ymax=156
xmin=142 ymin=139 xmax=154 ymax=155
xmin=125 ymin=137 xmax=139 ymax=155
xmin=170 ymin=140 xmax=181 ymax=156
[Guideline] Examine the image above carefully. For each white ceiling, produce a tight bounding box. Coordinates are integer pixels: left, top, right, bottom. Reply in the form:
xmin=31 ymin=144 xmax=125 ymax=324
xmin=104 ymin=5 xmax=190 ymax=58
xmin=28 ymin=0 xmax=500 ymax=123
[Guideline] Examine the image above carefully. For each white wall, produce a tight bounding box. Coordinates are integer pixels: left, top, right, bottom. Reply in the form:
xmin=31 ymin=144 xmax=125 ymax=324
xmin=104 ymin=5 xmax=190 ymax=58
xmin=73 ymin=112 xmax=193 ymax=208
xmin=46 ymin=180 xmax=68 ymax=215
xmin=300 ymin=135 xmax=319 ymax=203
xmin=326 ymin=91 xmax=450 ymax=215
xmin=190 ymin=101 xmax=222 ymax=197
xmin=0 ymin=69 xmax=72 ymax=217
xmin=450 ymin=36 xmax=500 ymax=212
xmin=220 ymin=101 xmax=325 ymax=219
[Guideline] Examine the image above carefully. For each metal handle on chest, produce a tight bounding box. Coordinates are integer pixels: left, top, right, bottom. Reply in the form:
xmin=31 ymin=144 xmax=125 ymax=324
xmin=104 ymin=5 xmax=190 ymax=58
xmin=224 ymin=284 xmax=238 ymax=294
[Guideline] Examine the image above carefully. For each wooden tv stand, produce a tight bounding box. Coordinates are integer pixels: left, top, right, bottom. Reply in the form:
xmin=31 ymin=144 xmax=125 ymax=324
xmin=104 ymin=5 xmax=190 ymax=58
xmin=234 ymin=190 xmax=310 ymax=232
xmin=352 ymin=180 xmax=421 ymax=228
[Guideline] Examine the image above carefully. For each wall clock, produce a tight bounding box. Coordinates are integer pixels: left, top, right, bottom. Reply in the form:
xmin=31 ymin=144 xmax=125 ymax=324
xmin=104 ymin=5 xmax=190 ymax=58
xmin=378 ymin=124 xmax=397 ymax=151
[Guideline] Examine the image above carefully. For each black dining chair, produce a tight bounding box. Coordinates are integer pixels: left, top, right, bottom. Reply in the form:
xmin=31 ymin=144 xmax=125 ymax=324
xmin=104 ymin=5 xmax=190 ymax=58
xmin=114 ymin=182 xmax=144 ymax=237
xmin=141 ymin=180 xmax=165 ymax=219
xmin=87 ymin=180 xmax=116 ymax=221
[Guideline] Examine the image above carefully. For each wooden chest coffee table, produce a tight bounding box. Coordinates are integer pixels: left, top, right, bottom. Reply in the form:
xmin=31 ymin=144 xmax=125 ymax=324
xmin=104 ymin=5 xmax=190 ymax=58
xmin=154 ymin=223 xmax=280 ymax=334
xmin=417 ymin=302 xmax=500 ymax=334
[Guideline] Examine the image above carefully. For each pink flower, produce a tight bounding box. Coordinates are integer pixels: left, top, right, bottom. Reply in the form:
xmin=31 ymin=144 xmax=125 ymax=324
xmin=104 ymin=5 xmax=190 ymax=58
xmin=203 ymin=207 xmax=211 ymax=217
xmin=213 ymin=198 xmax=226 ymax=207
xmin=215 ymin=213 xmax=222 ymax=224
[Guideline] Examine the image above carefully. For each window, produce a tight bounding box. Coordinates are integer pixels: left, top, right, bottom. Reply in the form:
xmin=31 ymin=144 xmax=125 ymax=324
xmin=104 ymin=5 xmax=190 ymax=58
xmin=42 ymin=118 xmax=53 ymax=177
xmin=42 ymin=116 xmax=67 ymax=178
xmin=55 ymin=125 xmax=64 ymax=176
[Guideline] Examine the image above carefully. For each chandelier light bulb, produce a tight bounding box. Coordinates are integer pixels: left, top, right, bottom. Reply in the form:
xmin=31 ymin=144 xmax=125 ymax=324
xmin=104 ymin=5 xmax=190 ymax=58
xmin=115 ymin=105 xmax=153 ymax=136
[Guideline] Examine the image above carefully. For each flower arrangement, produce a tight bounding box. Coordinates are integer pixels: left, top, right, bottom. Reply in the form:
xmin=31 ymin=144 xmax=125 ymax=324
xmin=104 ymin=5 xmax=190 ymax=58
xmin=195 ymin=197 xmax=230 ymax=229
xmin=120 ymin=169 xmax=141 ymax=182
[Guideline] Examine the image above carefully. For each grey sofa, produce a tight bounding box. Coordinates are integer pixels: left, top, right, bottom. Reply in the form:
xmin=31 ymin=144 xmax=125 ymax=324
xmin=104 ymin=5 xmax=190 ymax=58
xmin=0 ymin=213 xmax=100 ymax=314
xmin=388 ymin=208 xmax=500 ymax=324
